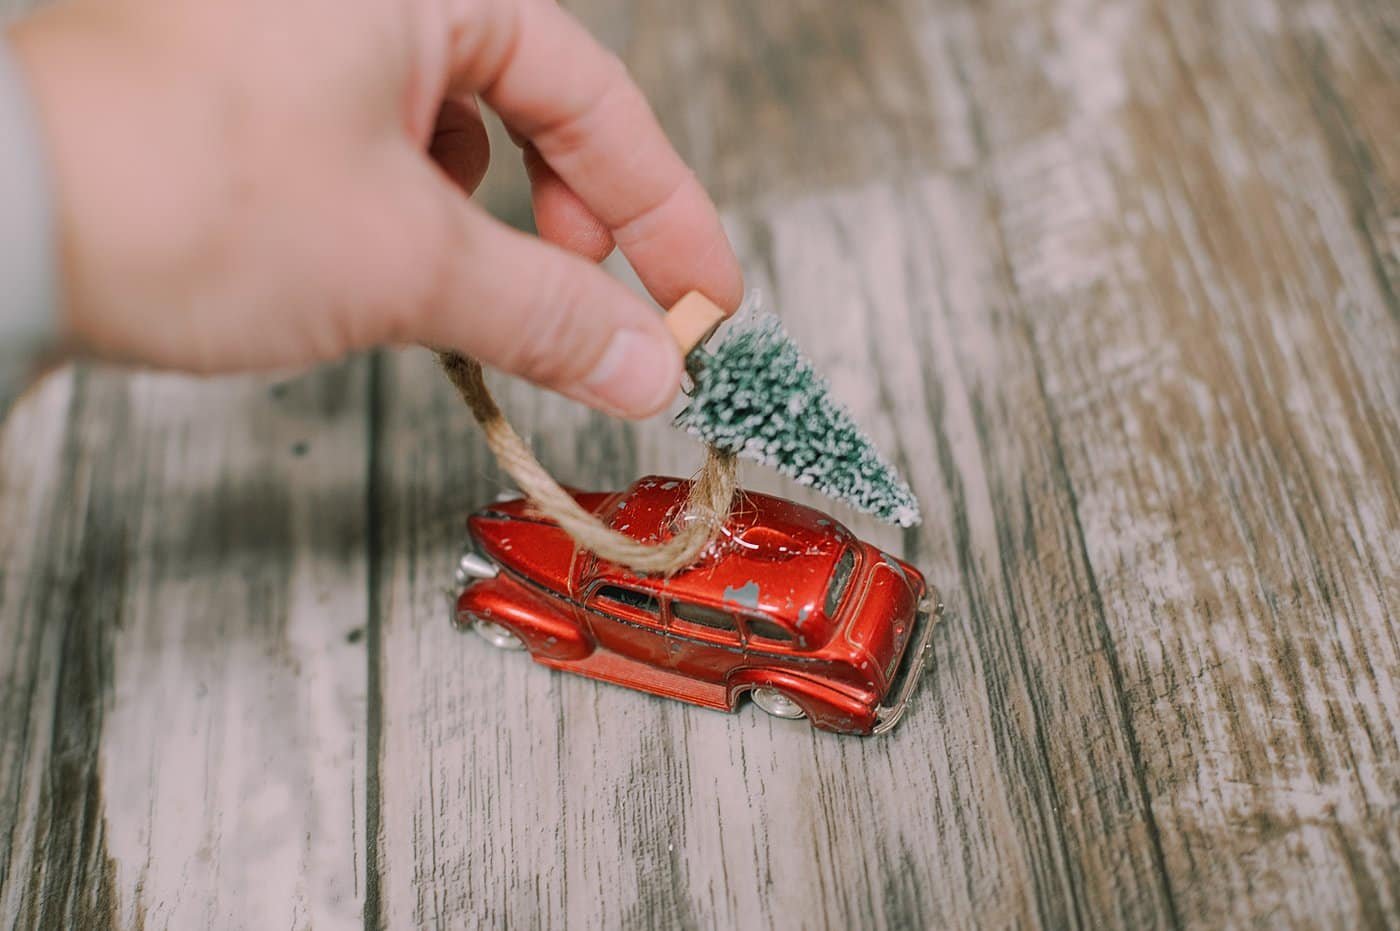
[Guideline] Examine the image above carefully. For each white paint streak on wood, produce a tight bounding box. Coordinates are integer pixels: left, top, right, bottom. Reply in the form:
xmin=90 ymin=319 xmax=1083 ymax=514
xmin=0 ymin=366 xmax=368 ymax=929
xmin=966 ymin=0 xmax=1400 ymax=925
xmin=96 ymin=371 xmax=368 ymax=929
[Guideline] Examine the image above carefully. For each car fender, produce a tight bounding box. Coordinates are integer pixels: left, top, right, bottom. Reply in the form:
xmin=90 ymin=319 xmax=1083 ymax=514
xmin=456 ymin=574 xmax=593 ymax=661
xmin=726 ymin=668 xmax=877 ymax=735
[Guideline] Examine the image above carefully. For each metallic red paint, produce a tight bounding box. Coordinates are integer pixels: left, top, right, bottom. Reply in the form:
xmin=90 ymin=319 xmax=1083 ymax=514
xmin=454 ymin=476 xmax=941 ymax=735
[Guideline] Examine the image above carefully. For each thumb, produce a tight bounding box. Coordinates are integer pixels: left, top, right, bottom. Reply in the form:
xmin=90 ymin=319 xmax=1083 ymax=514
xmin=404 ymin=168 xmax=683 ymax=419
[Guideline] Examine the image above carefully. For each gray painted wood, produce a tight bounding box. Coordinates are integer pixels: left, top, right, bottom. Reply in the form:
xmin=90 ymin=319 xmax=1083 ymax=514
xmin=2 ymin=0 xmax=1398 ymax=927
xmin=0 ymin=367 xmax=370 ymax=929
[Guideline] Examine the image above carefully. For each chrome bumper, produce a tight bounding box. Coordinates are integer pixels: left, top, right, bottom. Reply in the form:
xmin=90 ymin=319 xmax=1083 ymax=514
xmin=454 ymin=535 xmax=499 ymax=587
xmin=449 ymin=536 xmax=499 ymax=626
xmin=871 ymin=591 xmax=943 ymax=735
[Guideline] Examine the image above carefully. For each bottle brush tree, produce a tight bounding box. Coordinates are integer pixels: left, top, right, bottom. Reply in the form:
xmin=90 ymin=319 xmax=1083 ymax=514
xmin=675 ymin=310 xmax=921 ymax=528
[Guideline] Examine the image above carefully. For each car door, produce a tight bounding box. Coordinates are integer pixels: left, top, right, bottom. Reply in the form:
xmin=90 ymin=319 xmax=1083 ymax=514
xmin=583 ymin=582 xmax=670 ymax=668
xmin=667 ymin=599 xmax=744 ymax=683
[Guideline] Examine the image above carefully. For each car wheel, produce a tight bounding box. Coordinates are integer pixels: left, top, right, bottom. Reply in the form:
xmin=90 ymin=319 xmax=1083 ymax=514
xmin=467 ymin=615 xmax=527 ymax=651
xmin=752 ymin=686 xmax=807 ymax=720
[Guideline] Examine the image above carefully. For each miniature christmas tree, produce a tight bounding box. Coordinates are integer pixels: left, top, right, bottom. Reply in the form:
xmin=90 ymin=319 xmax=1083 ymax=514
xmin=675 ymin=309 xmax=921 ymax=527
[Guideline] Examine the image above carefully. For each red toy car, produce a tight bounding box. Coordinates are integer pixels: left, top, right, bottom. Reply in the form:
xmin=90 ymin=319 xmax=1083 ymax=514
xmin=452 ymin=476 xmax=941 ymax=735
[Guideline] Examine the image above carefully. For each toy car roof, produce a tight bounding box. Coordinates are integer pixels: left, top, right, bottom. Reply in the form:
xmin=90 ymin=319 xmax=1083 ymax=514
xmin=587 ymin=476 xmax=857 ymax=637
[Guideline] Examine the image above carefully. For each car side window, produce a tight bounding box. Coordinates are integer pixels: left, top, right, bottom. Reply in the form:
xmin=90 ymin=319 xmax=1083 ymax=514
xmin=747 ymin=616 xmax=798 ymax=646
xmin=671 ymin=600 xmax=739 ymax=637
xmin=594 ymin=584 xmax=660 ymax=617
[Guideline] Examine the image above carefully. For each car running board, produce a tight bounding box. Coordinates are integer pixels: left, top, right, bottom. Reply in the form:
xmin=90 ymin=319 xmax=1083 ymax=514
xmin=534 ymin=649 xmax=732 ymax=712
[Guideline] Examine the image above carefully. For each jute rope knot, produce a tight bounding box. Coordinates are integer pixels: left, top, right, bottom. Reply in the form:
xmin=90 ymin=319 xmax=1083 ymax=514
xmin=438 ymin=350 xmax=738 ymax=576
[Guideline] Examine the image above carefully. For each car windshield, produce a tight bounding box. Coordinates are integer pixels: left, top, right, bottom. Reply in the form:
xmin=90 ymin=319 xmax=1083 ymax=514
xmin=824 ymin=547 xmax=856 ymax=618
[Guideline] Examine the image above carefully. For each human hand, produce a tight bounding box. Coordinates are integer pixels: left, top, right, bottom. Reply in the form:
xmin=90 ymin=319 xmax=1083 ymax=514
xmin=7 ymin=0 xmax=743 ymax=416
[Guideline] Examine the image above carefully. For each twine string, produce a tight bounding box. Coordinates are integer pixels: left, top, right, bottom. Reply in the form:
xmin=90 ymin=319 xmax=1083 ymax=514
xmin=438 ymin=350 xmax=738 ymax=576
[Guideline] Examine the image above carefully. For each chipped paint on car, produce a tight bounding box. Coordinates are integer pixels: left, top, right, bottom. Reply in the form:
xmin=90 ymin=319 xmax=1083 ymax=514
xmin=722 ymin=580 xmax=762 ymax=609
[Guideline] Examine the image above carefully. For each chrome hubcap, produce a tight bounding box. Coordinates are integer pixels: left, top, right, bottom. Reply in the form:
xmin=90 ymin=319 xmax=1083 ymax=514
xmin=752 ymin=686 xmax=806 ymax=720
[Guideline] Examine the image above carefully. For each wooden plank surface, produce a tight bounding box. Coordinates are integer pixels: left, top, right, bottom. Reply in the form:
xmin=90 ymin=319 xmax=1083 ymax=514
xmin=2 ymin=0 xmax=1398 ymax=927
xmin=0 ymin=367 xmax=371 ymax=929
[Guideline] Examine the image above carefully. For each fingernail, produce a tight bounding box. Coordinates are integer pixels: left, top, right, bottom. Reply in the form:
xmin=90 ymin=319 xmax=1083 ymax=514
xmin=578 ymin=329 xmax=680 ymax=417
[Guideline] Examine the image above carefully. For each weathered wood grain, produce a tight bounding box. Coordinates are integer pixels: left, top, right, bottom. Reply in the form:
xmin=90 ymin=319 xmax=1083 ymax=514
xmin=0 ymin=366 xmax=371 ymax=929
xmin=1 ymin=0 xmax=1397 ymax=927
xmin=979 ymin=1 xmax=1400 ymax=924
xmin=369 ymin=0 xmax=1400 ymax=928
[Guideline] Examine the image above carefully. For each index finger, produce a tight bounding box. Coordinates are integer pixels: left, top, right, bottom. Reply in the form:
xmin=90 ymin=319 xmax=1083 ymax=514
xmin=449 ymin=0 xmax=744 ymax=312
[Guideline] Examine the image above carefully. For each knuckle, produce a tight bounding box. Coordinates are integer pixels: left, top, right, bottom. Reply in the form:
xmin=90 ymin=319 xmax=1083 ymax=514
xmin=455 ymin=0 xmax=524 ymax=88
xmin=535 ymin=55 xmax=639 ymax=158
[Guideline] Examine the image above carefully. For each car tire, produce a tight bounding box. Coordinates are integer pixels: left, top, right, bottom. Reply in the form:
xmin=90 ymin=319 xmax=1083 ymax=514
xmin=467 ymin=615 xmax=527 ymax=651
xmin=752 ymin=686 xmax=807 ymax=720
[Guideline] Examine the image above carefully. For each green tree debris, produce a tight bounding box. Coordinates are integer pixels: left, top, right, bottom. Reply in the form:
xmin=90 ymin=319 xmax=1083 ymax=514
xmin=675 ymin=311 xmax=921 ymax=527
